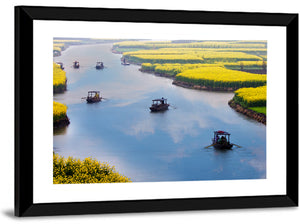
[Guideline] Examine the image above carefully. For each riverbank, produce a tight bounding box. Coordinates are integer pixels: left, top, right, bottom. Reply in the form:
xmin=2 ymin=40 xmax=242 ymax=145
xmin=173 ymin=80 xmax=238 ymax=91
xmin=54 ymin=115 xmax=70 ymax=129
xmin=139 ymin=68 xmax=175 ymax=79
xmin=53 ymin=81 xmax=67 ymax=93
xmin=228 ymin=99 xmax=266 ymax=125
xmin=53 ymin=101 xmax=70 ymax=129
xmin=139 ymin=67 xmax=239 ymax=91
xmin=111 ymin=48 xmax=123 ymax=54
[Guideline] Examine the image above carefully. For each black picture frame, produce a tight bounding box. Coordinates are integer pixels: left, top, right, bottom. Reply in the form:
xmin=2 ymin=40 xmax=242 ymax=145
xmin=15 ymin=6 xmax=298 ymax=217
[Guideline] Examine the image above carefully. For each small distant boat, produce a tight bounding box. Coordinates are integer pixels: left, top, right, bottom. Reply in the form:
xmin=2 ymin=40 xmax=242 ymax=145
xmin=149 ymin=98 xmax=169 ymax=112
xmin=86 ymin=91 xmax=102 ymax=103
xmin=211 ymin=130 xmax=233 ymax=150
xmin=73 ymin=61 xmax=80 ymax=69
xmin=121 ymin=58 xmax=130 ymax=65
xmin=96 ymin=61 xmax=104 ymax=69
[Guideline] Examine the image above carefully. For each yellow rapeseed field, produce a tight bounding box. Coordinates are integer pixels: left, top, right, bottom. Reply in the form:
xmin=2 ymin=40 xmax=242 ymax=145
xmin=53 ymin=63 xmax=67 ymax=92
xmin=113 ymin=40 xmax=172 ymax=48
xmin=176 ymin=67 xmax=266 ymax=88
xmin=53 ymin=62 xmax=66 ymax=85
xmin=53 ymin=43 xmax=65 ymax=52
xmin=53 ymin=46 xmax=61 ymax=52
xmin=128 ymin=54 xmax=204 ymax=63
xmin=53 ymin=154 xmax=132 ymax=184
xmin=53 ymin=101 xmax=67 ymax=122
xmin=114 ymin=41 xmax=266 ymax=49
xmin=234 ymin=85 xmax=266 ymax=107
xmin=124 ymin=48 xmax=267 ymax=55
xmin=125 ymin=49 xmax=262 ymax=63
xmin=53 ymin=39 xmax=81 ymax=43
xmin=142 ymin=63 xmax=220 ymax=76
xmin=177 ymin=67 xmax=266 ymax=82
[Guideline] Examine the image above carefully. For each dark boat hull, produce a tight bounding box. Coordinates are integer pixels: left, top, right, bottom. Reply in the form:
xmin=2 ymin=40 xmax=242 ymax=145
xmin=96 ymin=65 xmax=104 ymax=69
xmin=149 ymin=104 xmax=169 ymax=112
xmin=86 ymin=97 xmax=102 ymax=103
xmin=213 ymin=143 xmax=233 ymax=150
xmin=121 ymin=62 xmax=130 ymax=65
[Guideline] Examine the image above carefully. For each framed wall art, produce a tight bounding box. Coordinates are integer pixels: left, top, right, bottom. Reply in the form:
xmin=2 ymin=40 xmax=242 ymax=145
xmin=15 ymin=6 xmax=298 ymax=216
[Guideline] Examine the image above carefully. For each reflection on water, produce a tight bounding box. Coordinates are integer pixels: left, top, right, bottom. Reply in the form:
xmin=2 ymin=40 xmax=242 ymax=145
xmin=54 ymin=126 xmax=68 ymax=136
xmin=53 ymin=43 xmax=266 ymax=182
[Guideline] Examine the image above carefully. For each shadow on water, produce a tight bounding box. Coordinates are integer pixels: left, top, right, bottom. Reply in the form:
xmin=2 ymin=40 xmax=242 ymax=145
xmin=150 ymin=110 xmax=169 ymax=114
xmin=54 ymin=126 xmax=68 ymax=136
xmin=213 ymin=148 xmax=233 ymax=153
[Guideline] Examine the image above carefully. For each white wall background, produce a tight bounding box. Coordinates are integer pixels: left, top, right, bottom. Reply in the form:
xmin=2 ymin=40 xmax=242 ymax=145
xmin=1 ymin=0 xmax=299 ymax=223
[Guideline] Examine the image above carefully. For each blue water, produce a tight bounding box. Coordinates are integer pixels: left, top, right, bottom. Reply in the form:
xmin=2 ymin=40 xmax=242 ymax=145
xmin=53 ymin=43 xmax=266 ymax=182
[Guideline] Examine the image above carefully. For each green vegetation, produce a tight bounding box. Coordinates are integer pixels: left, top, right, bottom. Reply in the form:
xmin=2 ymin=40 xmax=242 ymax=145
xmin=249 ymin=106 xmax=266 ymax=115
xmin=53 ymin=154 xmax=131 ymax=184
xmin=223 ymin=61 xmax=267 ymax=72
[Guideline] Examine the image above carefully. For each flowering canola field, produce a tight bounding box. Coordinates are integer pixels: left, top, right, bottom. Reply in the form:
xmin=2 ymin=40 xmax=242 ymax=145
xmin=53 ymin=101 xmax=67 ymax=122
xmin=126 ymin=53 xmax=204 ymax=64
xmin=141 ymin=61 xmax=267 ymax=77
xmin=114 ymin=41 xmax=266 ymax=49
xmin=176 ymin=67 xmax=266 ymax=88
xmin=53 ymin=63 xmax=67 ymax=93
xmin=53 ymin=154 xmax=131 ymax=184
xmin=233 ymin=85 xmax=266 ymax=108
xmin=125 ymin=50 xmax=262 ymax=64
xmin=141 ymin=63 xmax=219 ymax=76
xmin=123 ymin=47 xmax=267 ymax=55
xmin=53 ymin=43 xmax=65 ymax=53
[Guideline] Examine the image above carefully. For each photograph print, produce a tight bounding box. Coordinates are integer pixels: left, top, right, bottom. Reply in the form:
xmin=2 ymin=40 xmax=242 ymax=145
xmin=53 ymin=38 xmax=267 ymax=184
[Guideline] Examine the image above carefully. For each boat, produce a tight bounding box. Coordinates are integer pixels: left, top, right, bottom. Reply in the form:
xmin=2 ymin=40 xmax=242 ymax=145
xmin=86 ymin=91 xmax=102 ymax=103
xmin=121 ymin=57 xmax=130 ymax=65
xmin=96 ymin=61 xmax=104 ymax=69
xmin=73 ymin=61 xmax=80 ymax=69
xmin=212 ymin=130 xmax=233 ymax=149
xmin=149 ymin=98 xmax=169 ymax=112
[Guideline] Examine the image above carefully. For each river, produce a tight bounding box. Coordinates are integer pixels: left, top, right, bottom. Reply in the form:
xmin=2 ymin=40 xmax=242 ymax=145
xmin=53 ymin=43 xmax=266 ymax=182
